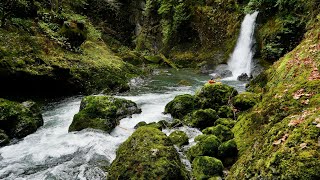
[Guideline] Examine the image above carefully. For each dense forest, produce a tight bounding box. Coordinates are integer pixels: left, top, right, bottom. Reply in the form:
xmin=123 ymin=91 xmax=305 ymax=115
xmin=0 ymin=0 xmax=319 ymax=179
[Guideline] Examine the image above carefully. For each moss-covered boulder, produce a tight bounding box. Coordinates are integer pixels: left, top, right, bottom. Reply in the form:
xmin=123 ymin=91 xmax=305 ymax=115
xmin=134 ymin=120 xmax=169 ymax=130
xmin=0 ymin=98 xmax=43 ymax=144
xmin=164 ymin=94 xmax=196 ymax=119
xmin=202 ymin=125 xmax=234 ymax=142
xmin=134 ymin=121 xmax=147 ymax=129
xmin=217 ymin=105 xmax=234 ymax=119
xmin=188 ymin=135 xmax=221 ymax=161
xmin=232 ymin=92 xmax=260 ymax=111
xmin=69 ymin=95 xmax=141 ymax=132
xmin=108 ymin=127 xmax=189 ymax=179
xmin=195 ymin=83 xmax=238 ymax=110
xmin=192 ymin=156 xmax=224 ymax=180
xmin=184 ymin=109 xmax=218 ymax=130
xmin=214 ymin=118 xmax=236 ymax=129
xmin=218 ymin=139 xmax=238 ymax=166
xmin=169 ymin=130 xmax=189 ymax=147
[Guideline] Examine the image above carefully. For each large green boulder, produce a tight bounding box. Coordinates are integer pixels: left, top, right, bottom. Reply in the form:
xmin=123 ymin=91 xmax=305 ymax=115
xmin=164 ymin=94 xmax=196 ymax=119
xmin=188 ymin=135 xmax=221 ymax=161
xmin=169 ymin=130 xmax=189 ymax=147
xmin=184 ymin=109 xmax=218 ymax=130
xmin=232 ymin=92 xmax=260 ymax=111
xmin=0 ymin=98 xmax=43 ymax=144
xmin=108 ymin=127 xmax=189 ymax=179
xmin=202 ymin=124 xmax=234 ymax=142
xmin=192 ymin=156 xmax=224 ymax=180
xmin=218 ymin=139 xmax=238 ymax=166
xmin=195 ymin=83 xmax=238 ymax=110
xmin=69 ymin=95 xmax=141 ymax=132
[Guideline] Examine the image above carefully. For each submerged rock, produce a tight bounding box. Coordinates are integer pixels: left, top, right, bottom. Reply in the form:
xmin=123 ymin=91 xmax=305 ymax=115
xmin=237 ymin=73 xmax=252 ymax=81
xmin=108 ymin=127 xmax=189 ymax=179
xmin=69 ymin=95 xmax=141 ymax=133
xmin=192 ymin=156 xmax=224 ymax=179
xmin=0 ymin=98 xmax=43 ymax=146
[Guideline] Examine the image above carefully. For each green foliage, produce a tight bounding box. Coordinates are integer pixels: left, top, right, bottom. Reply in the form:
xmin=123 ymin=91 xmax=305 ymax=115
xmin=109 ymin=127 xmax=189 ymax=179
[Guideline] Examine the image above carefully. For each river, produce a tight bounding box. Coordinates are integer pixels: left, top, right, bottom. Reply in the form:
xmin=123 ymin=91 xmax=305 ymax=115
xmin=0 ymin=68 xmax=246 ymax=179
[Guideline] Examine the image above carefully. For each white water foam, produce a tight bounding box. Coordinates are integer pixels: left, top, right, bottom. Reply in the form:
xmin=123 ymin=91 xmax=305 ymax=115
xmin=227 ymin=11 xmax=259 ymax=79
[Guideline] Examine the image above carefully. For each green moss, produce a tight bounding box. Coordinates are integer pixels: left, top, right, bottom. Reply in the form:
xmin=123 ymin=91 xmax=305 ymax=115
xmin=192 ymin=156 xmax=224 ymax=180
xmin=169 ymin=130 xmax=189 ymax=147
xmin=214 ymin=118 xmax=236 ymax=129
xmin=217 ymin=105 xmax=234 ymax=119
xmin=232 ymin=92 xmax=260 ymax=111
xmin=218 ymin=139 xmax=238 ymax=166
xmin=165 ymin=94 xmax=196 ymax=119
xmin=0 ymin=98 xmax=43 ymax=140
xmin=195 ymin=83 xmax=238 ymax=110
xmin=108 ymin=127 xmax=189 ymax=179
xmin=69 ymin=95 xmax=141 ymax=132
xmin=202 ymin=124 xmax=234 ymax=142
xmin=188 ymin=135 xmax=221 ymax=161
xmin=184 ymin=108 xmax=218 ymax=130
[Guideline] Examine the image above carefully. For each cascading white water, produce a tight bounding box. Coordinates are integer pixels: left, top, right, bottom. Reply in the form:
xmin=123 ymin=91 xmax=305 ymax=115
xmin=227 ymin=11 xmax=259 ymax=79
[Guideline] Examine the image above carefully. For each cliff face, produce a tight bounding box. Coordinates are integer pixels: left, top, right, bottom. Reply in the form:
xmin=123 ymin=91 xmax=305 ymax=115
xmin=228 ymin=14 xmax=320 ymax=179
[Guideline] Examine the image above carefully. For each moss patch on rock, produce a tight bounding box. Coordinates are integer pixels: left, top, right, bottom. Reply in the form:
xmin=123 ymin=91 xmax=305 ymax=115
xmin=0 ymin=98 xmax=43 ymax=146
xmin=108 ymin=127 xmax=189 ymax=179
xmin=184 ymin=108 xmax=219 ymax=130
xmin=195 ymin=83 xmax=238 ymax=110
xmin=192 ymin=156 xmax=224 ymax=180
xmin=214 ymin=118 xmax=236 ymax=129
xmin=202 ymin=124 xmax=234 ymax=142
xmin=169 ymin=130 xmax=189 ymax=147
xmin=69 ymin=95 xmax=141 ymax=132
xmin=165 ymin=94 xmax=196 ymax=119
xmin=188 ymin=135 xmax=221 ymax=161
xmin=233 ymin=92 xmax=260 ymax=111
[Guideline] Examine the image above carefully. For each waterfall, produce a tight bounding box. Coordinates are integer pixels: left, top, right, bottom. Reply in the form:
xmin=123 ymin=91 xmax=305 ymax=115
xmin=227 ymin=11 xmax=258 ymax=79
